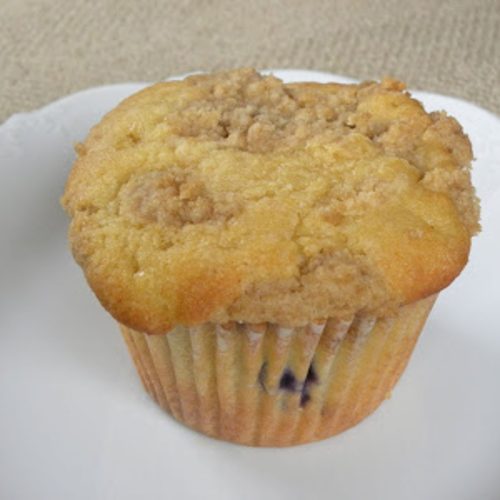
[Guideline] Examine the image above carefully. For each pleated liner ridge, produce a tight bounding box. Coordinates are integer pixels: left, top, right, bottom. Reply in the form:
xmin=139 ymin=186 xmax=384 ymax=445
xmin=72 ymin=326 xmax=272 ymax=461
xmin=120 ymin=294 xmax=436 ymax=447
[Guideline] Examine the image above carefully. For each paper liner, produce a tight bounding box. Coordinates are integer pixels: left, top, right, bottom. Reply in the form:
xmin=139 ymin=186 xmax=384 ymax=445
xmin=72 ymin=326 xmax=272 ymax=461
xmin=120 ymin=294 xmax=437 ymax=447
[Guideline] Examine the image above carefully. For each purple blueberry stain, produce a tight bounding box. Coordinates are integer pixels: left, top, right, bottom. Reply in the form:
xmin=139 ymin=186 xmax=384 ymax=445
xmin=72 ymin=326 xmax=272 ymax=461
xmin=300 ymin=365 xmax=318 ymax=407
xmin=279 ymin=369 xmax=297 ymax=391
xmin=305 ymin=364 xmax=318 ymax=384
xmin=257 ymin=361 xmax=318 ymax=407
xmin=300 ymin=392 xmax=311 ymax=407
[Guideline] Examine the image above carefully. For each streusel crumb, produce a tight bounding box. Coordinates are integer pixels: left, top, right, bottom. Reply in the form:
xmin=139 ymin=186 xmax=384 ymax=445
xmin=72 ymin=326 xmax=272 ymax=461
xmin=62 ymin=69 xmax=479 ymax=333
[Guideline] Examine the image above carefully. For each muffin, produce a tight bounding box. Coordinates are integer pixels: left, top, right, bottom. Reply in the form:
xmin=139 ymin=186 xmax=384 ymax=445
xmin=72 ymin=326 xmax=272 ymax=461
xmin=62 ymin=68 xmax=480 ymax=446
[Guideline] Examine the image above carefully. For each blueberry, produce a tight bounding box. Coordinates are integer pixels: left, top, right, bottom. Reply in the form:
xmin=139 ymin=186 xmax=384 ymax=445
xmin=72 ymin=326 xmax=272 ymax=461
xmin=259 ymin=363 xmax=318 ymax=407
xmin=279 ymin=369 xmax=297 ymax=391
xmin=305 ymin=365 xmax=317 ymax=384
xmin=300 ymin=364 xmax=318 ymax=407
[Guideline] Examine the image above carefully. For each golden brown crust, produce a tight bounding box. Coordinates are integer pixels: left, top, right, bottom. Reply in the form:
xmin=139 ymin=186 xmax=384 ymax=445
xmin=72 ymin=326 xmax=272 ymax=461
xmin=62 ymin=68 xmax=479 ymax=333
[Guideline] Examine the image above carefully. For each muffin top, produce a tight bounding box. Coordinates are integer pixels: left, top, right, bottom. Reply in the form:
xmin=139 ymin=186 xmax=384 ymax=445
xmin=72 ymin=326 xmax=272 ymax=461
xmin=62 ymin=68 xmax=480 ymax=333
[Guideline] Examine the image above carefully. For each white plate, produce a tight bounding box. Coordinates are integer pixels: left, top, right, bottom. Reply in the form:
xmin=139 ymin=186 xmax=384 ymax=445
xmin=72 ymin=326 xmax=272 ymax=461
xmin=1 ymin=70 xmax=500 ymax=500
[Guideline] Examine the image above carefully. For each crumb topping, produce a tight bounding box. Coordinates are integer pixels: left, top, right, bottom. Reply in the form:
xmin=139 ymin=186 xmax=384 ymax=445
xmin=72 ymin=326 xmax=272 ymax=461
xmin=62 ymin=68 xmax=480 ymax=333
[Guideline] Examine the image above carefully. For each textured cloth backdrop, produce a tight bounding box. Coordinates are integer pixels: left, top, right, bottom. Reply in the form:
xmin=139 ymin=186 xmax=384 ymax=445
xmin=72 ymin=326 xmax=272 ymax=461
xmin=1 ymin=0 xmax=499 ymax=124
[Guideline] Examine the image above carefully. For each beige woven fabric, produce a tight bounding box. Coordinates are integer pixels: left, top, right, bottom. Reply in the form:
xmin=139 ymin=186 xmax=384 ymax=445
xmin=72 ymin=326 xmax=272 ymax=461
xmin=1 ymin=0 xmax=499 ymax=124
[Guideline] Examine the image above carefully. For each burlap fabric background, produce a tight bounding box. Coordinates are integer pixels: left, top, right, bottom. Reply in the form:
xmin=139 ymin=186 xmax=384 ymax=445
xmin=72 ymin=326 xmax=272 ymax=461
xmin=1 ymin=0 xmax=499 ymax=124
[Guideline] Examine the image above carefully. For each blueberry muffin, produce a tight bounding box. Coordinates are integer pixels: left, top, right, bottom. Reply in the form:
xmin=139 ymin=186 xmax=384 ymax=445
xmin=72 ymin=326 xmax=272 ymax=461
xmin=62 ymin=68 xmax=479 ymax=446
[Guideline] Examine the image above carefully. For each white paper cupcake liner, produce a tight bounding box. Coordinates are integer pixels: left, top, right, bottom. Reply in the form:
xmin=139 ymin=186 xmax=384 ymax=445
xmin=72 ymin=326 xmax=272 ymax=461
xmin=120 ymin=294 xmax=436 ymax=446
